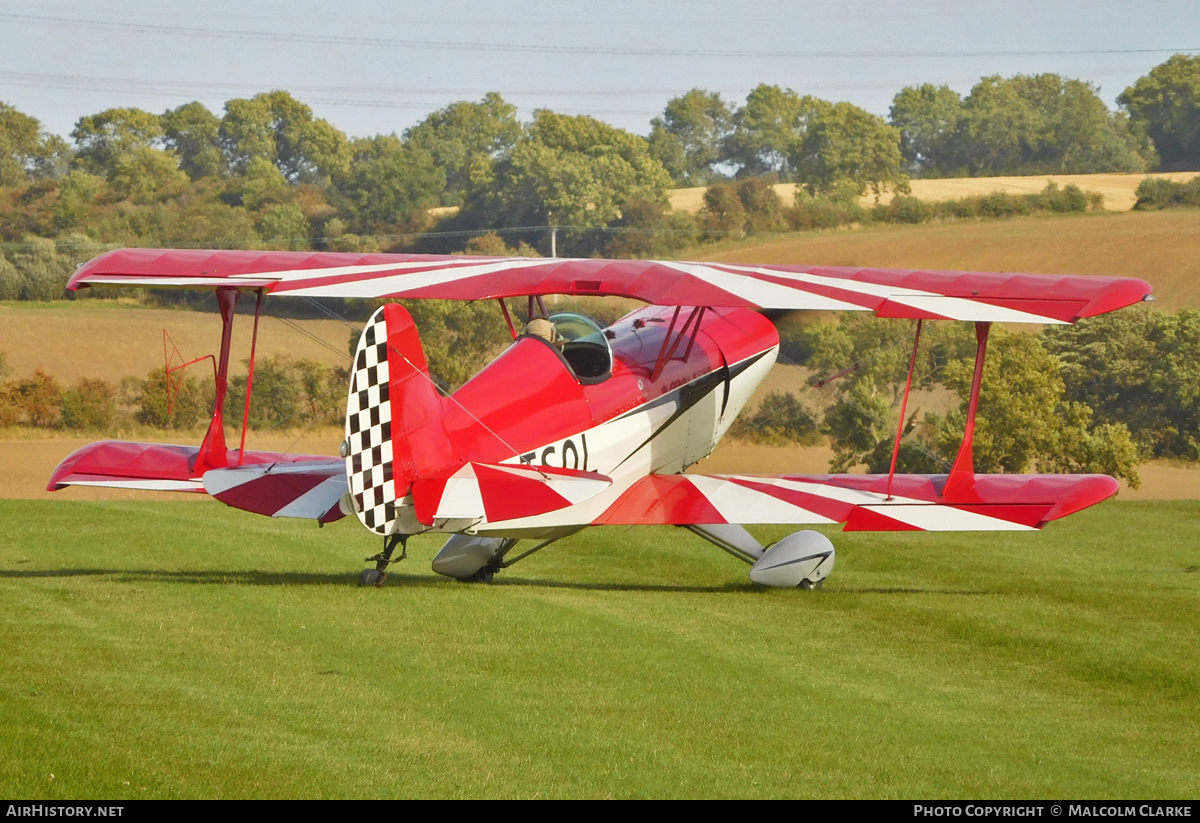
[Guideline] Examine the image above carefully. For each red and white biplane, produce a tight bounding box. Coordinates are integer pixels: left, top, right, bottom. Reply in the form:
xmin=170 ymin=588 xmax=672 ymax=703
xmin=48 ymin=250 xmax=1152 ymax=588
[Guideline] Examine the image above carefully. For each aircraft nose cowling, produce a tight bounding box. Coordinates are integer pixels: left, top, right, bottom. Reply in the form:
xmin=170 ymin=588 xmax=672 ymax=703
xmin=749 ymin=530 xmax=836 ymax=588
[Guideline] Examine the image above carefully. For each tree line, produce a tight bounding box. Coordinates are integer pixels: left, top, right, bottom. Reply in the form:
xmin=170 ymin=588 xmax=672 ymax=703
xmin=0 ymin=55 xmax=1196 ymax=271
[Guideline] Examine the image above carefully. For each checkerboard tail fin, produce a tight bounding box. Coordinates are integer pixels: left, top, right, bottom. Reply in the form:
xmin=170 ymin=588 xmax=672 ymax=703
xmin=344 ymin=303 xmax=453 ymax=535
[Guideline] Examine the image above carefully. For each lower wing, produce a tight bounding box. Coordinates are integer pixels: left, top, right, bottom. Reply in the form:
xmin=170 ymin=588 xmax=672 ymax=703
xmin=592 ymin=473 xmax=1118 ymax=531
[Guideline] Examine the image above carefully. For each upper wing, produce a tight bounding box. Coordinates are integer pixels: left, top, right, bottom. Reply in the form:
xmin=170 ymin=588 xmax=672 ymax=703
xmin=591 ymin=473 xmax=1119 ymax=531
xmin=68 ymin=249 xmax=1152 ymax=324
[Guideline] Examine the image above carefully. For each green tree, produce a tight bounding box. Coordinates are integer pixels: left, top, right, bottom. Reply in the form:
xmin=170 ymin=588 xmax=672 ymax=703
xmin=11 ymin=236 xmax=72 ymax=300
xmin=931 ymin=330 xmax=1139 ymax=485
xmin=52 ymin=171 xmax=106 ymax=232
xmin=698 ymin=177 xmax=787 ymax=239
xmin=724 ymin=85 xmax=831 ymax=179
xmin=795 ymin=102 xmax=908 ymax=200
xmin=472 ymin=111 xmax=672 ymax=241
xmin=730 ymin=390 xmax=820 ymax=445
xmin=822 ymin=376 xmax=900 ymax=473
xmin=71 ymin=107 xmax=165 ymax=176
xmin=162 ymin=101 xmax=225 ymax=179
xmin=330 ymin=135 xmax=444 ymax=231
xmin=255 ymin=203 xmax=310 ymax=250
xmin=605 ymin=198 xmax=697 ymax=258
xmin=405 ymin=93 xmax=520 ymax=207
xmin=1043 ymin=305 xmax=1200 ymax=460
xmin=235 ymin=156 xmax=289 ymax=211
xmin=70 ymin=107 xmax=190 ymax=201
xmin=108 ymin=146 xmax=188 ymax=202
xmin=1013 ymin=74 xmax=1149 ymax=173
xmin=1119 ymin=54 xmax=1200 ymax=169
xmin=0 ymin=256 xmax=20 ymax=300
xmin=647 ymin=89 xmax=733 ymax=185
xmin=889 ymin=84 xmax=964 ymax=176
xmin=220 ymin=91 xmax=351 ymax=182
xmin=958 ymin=74 xmax=1151 ymax=175
xmin=0 ymin=102 xmax=68 ymax=185
xmin=396 ymin=299 xmax=512 ymax=389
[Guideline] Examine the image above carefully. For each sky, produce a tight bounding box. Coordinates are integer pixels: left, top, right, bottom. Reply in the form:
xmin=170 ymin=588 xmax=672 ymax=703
xmin=1 ymin=0 xmax=1197 ymax=141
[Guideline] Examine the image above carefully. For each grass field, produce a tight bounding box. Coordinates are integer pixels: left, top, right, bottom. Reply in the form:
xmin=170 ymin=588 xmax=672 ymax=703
xmin=0 ymin=498 xmax=1196 ymax=798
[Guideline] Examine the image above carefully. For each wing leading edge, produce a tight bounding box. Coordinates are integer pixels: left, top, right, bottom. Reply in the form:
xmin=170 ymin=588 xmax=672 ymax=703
xmin=68 ymin=249 xmax=1152 ymax=324
xmin=593 ymin=473 xmax=1119 ymax=531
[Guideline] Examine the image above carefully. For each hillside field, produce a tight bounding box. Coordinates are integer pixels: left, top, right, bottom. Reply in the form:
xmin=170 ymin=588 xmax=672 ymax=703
xmin=3 ymin=208 xmax=1200 ymax=501
xmin=693 ymin=209 xmax=1200 ymax=312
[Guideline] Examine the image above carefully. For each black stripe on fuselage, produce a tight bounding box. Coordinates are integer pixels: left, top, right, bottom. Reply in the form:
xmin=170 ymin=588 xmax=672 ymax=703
xmin=610 ymin=348 xmax=772 ymax=471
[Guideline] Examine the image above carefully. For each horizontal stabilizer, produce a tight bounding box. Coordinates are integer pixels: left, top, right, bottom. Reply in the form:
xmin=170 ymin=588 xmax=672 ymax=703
xmin=594 ymin=473 xmax=1119 ymax=531
xmin=203 ymin=460 xmax=347 ymax=522
xmin=49 ymin=441 xmax=345 ymax=522
xmin=411 ymin=462 xmax=612 ymax=526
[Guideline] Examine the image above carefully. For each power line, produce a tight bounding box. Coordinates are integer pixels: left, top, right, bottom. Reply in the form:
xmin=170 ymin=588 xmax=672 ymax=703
xmin=2 ymin=12 xmax=1196 ymax=60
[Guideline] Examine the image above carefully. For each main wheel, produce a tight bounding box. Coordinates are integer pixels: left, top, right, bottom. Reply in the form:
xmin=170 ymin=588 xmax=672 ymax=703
xmin=359 ymin=569 xmax=384 ymax=587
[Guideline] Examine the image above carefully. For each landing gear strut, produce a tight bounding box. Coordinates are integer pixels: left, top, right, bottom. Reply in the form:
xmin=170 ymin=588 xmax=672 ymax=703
xmin=359 ymin=534 xmax=407 ymax=587
xmin=455 ymin=539 xmax=518 ymax=584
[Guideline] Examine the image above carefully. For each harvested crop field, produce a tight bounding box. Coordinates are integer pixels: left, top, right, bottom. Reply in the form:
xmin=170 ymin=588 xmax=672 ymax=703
xmin=694 ymin=209 xmax=1200 ymax=311
xmin=0 ymin=301 xmax=351 ymax=385
xmin=668 ymin=172 xmax=1199 ymax=214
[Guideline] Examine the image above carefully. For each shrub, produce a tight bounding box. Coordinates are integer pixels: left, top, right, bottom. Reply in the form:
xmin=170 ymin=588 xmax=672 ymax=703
xmin=60 ymin=377 xmax=117 ymax=429
xmin=736 ymin=177 xmax=789 ymax=235
xmin=127 ymin=367 xmax=213 ymax=429
xmin=871 ymin=195 xmax=933 ymax=224
xmin=698 ymin=182 xmax=746 ymax=240
xmin=2 ymin=368 xmax=63 ymax=427
xmin=785 ymin=190 xmax=865 ymax=230
xmin=1133 ymin=175 xmax=1200 ymax=210
xmin=225 ymin=356 xmax=348 ymax=429
xmin=1038 ymin=182 xmax=1090 ymax=213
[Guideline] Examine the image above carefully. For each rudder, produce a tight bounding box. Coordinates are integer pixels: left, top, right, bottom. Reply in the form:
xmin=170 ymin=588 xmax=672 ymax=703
xmin=345 ymin=303 xmax=453 ymax=535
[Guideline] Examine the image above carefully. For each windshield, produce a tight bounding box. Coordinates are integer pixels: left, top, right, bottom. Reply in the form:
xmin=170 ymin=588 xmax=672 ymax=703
xmin=545 ymin=312 xmax=612 ymax=384
xmin=547 ymin=312 xmax=606 ymax=345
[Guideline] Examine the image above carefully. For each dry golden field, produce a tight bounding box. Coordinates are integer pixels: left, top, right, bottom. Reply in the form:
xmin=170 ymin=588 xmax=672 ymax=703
xmin=0 ymin=301 xmax=351 ymax=385
xmin=695 ymin=209 xmax=1200 ymax=311
xmin=668 ymin=171 xmax=1199 ymax=214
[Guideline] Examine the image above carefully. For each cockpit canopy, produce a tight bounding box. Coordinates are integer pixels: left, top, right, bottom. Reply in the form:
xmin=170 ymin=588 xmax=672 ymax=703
xmin=522 ymin=311 xmax=613 ymax=384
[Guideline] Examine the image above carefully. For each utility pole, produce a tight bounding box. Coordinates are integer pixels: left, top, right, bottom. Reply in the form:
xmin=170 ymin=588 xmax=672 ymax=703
xmin=550 ymin=225 xmax=557 ymax=258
